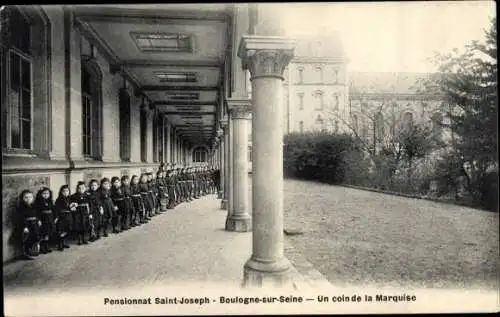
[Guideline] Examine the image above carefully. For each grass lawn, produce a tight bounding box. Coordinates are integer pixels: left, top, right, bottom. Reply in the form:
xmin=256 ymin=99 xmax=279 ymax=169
xmin=282 ymin=179 xmax=499 ymax=290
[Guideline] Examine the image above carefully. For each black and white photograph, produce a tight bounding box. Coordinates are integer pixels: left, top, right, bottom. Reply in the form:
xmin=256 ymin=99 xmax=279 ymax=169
xmin=1 ymin=2 xmax=498 ymax=315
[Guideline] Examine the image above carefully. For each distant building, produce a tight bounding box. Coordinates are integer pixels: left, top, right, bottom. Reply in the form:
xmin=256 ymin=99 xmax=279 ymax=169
xmin=247 ymin=31 xmax=350 ymax=167
xmin=283 ymin=30 xmax=350 ymax=134
xmin=347 ymin=71 xmax=450 ymax=148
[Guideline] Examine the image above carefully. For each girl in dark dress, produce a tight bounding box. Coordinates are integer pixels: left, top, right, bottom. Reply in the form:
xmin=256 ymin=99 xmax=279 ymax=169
xmin=157 ymin=170 xmax=168 ymax=212
xmin=17 ymin=190 xmax=41 ymax=260
xmin=121 ymin=175 xmax=137 ymax=228
xmin=70 ymin=181 xmax=90 ymax=245
xmin=110 ymin=176 xmax=128 ymax=232
xmin=166 ymin=170 xmax=176 ymax=209
xmin=130 ymin=175 xmax=147 ymax=224
xmin=139 ymin=174 xmax=154 ymax=220
xmin=54 ymin=185 xmax=76 ymax=251
xmin=147 ymin=173 xmax=159 ymax=216
xmin=99 ymin=178 xmax=116 ymax=237
xmin=34 ymin=187 xmax=55 ymax=254
xmin=86 ymin=179 xmax=102 ymax=241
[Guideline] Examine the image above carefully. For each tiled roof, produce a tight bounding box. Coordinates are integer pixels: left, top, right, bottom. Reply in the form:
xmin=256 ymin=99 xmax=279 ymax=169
xmin=349 ymin=72 xmax=433 ymax=94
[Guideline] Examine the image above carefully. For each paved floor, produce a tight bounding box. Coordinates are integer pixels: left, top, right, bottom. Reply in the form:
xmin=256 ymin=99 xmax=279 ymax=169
xmin=4 ymin=194 xmax=255 ymax=295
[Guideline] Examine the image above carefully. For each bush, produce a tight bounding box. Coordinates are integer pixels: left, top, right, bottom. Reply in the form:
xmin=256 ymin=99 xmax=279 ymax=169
xmin=284 ymin=132 xmax=363 ymax=184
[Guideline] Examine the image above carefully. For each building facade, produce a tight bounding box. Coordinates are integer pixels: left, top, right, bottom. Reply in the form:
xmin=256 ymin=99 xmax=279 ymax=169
xmin=283 ymin=31 xmax=350 ymax=134
xmin=348 ymin=72 xmax=450 ymax=147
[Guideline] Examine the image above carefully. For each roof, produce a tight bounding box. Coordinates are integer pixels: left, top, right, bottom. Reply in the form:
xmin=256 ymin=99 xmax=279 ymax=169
xmin=349 ymin=72 xmax=433 ymax=94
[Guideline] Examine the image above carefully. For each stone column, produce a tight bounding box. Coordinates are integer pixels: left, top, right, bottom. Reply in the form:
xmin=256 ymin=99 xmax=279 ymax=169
xmin=220 ymin=119 xmax=229 ymax=209
xmin=226 ymin=99 xmax=252 ymax=232
xmin=165 ymin=120 xmax=171 ymax=163
xmin=238 ymin=10 xmax=296 ymax=287
xmin=217 ymin=128 xmax=225 ymax=199
xmin=228 ymin=117 xmax=234 ymax=216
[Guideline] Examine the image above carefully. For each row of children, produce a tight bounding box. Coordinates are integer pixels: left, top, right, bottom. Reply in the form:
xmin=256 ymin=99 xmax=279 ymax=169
xmin=17 ymin=164 xmax=220 ymax=260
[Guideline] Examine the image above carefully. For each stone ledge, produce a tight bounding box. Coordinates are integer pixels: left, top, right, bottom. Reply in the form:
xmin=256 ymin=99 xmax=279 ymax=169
xmin=341 ymin=184 xmax=484 ymax=211
xmin=284 ymin=239 xmax=334 ymax=291
xmin=2 ymin=156 xmax=162 ymax=174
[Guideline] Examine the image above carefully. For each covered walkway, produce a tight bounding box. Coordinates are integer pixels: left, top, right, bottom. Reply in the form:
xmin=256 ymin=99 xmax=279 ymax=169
xmin=2 ymin=3 xmax=297 ymax=288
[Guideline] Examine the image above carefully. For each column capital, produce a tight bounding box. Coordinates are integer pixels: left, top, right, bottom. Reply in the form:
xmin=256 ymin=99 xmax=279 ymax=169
xmin=220 ymin=119 xmax=228 ymax=130
xmin=217 ymin=128 xmax=224 ymax=138
xmin=227 ymin=98 xmax=252 ymax=120
xmin=238 ymin=35 xmax=296 ymax=79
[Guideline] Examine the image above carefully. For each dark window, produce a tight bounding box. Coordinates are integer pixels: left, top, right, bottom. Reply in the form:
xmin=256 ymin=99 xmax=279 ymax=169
xmin=193 ymin=146 xmax=207 ymax=163
xmin=152 ymin=114 xmax=158 ymax=163
xmin=3 ymin=7 xmax=32 ymax=150
xmin=375 ymin=112 xmax=385 ymax=140
xmin=297 ymin=67 xmax=304 ymax=84
xmin=352 ymin=114 xmax=359 ymax=133
xmin=297 ymin=93 xmax=304 ymax=110
xmin=140 ymin=107 xmax=147 ymax=162
xmin=81 ymin=57 xmax=102 ymax=159
xmin=299 ymin=121 xmax=304 ymax=133
xmin=119 ymin=89 xmax=131 ymax=161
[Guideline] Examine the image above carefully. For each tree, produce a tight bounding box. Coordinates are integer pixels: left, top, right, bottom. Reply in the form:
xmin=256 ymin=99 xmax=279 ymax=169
xmin=420 ymin=17 xmax=498 ymax=209
xmin=326 ymin=100 xmax=438 ymax=192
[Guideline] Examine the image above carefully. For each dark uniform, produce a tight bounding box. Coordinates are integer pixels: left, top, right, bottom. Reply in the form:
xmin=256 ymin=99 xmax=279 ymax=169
xmin=18 ymin=190 xmax=41 ymax=259
xmin=34 ymin=187 xmax=55 ymax=254
xmin=110 ymin=179 xmax=126 ymax=233
xmin=139 ymin=178 xmax=154 ymax=219
xmin=54 ymin=186 xmax=74 ymax=250
xmin=86 ymin=185 xmax=102 ymax=241
xmin=147 ymin=174 xmax=158 ymax=216
xmin=70 ymin=191 xmax=91 ymax=245
xmin=121 ymin=177 xmax=137 ymax=228
xmin=99 ymin=185 xmax=115 ymax=237
xmin=157 ymin=171 xmax=168 ymax=212
xmin=166 ymin=170 xmax=176 ymax=209
xmin=131 ymin=180 xmax=147 ymax=224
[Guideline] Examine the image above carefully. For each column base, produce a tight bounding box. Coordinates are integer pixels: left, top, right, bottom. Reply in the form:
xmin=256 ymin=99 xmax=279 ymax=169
xmin=242 ymin=255 xmax=294 ymax=288
xmin=217 ymin=191 xmax=223 ymax=199
xmin=220 ymin=199 xmax=228 ymax=210
xmin=225 ymin=213 xmax=251 ymax=232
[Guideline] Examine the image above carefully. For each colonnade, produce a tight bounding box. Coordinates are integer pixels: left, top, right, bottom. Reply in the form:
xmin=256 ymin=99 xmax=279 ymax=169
xmin=207 ymin=5 xmax=297 ymax=288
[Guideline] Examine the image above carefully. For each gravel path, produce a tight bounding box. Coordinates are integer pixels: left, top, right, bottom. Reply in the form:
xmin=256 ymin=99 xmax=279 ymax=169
xmin=282 ymin=179 xmax=499 ymax=290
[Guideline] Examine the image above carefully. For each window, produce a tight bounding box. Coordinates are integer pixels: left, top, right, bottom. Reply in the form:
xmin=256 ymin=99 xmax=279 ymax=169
xmin=155 ymin=72 xmax=197 ymax=83
xmin=334 ymin=69 xmax=339 ymax=83
xmin=3 ymin=7 xmax=32 ymax=150
xmin=170 ymin=127 xmax=175 ymax=162
xmin=81 ymin=56 xmax=103 ymax=159
xmin=299 ymin=121 xmax=304 ymax=133
xmin=315 ymin=114 xmax=324 ymax=126
xmin=131 ymin=33 xmax=192 ymax=52
xmin=297 ymin=67 xmax=304 ymax=84
xmin=119 ymin=89 xmax=131 ymax=161
xmin=152 ymin=113 xmax=158 ymax=163
xmin=140 ymin=105 xmax=147 ymax=162
xmin=297 ymin=93 xmax=304 ymax=110
xmin=334 ymin=93 xmax=340 ymax=110
xmin=375 ymin=112 xmax=385 ymax=140
xmin=431 ymin=112 xmax=443 ymax=137
xmin=248 ymin=145 xmax=252 ymax=162
xmin=352 ymin=114 xmax=359 ymax=133
xmin=313 ymin=91 xmax=324 ymax=110
xmin=402 ymin=111 xmax=414 ymax=127
xmin=193 ymin=146 xmax=207 ymax=163
xmin=314 ymin=66 xmax=323 ymax=83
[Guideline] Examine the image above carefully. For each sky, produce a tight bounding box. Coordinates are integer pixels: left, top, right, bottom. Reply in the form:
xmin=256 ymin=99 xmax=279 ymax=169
xmin=276 ymin=1 xmax=496 ymax=73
